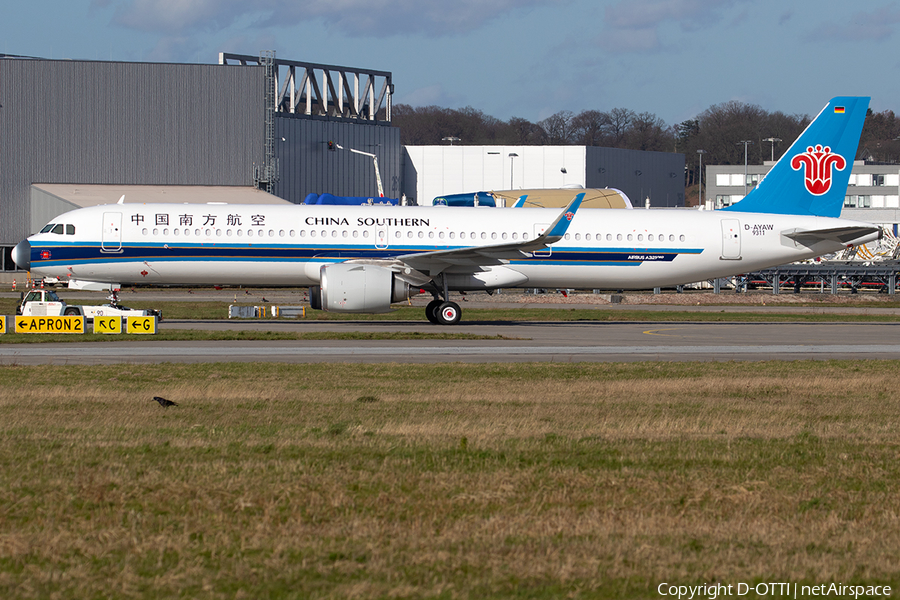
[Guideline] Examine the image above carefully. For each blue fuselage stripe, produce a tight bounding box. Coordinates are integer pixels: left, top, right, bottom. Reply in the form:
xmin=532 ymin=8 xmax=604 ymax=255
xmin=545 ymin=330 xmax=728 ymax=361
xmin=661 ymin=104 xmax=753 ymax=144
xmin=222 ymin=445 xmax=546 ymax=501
xmin=29 ymin=241 xmax=703 ymax=268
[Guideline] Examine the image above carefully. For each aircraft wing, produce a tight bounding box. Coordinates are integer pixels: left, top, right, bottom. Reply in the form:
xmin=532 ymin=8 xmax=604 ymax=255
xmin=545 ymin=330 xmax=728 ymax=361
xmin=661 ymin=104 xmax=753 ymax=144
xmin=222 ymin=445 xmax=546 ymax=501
xmin=394 ymin=193 xmax=584 ymax=274
xmin=783 ymin=225 xmax=882 ymax=245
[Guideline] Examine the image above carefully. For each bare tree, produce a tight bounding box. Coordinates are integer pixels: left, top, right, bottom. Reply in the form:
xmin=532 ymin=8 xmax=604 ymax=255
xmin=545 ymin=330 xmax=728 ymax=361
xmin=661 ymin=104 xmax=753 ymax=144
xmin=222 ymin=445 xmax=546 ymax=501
xmin=571 ymin=110 xmax=612 ymax=146
xmin=626 ymin=112 xmax=673 ymax=151
xmin=538 ymin=110 xmax=576 ymax=144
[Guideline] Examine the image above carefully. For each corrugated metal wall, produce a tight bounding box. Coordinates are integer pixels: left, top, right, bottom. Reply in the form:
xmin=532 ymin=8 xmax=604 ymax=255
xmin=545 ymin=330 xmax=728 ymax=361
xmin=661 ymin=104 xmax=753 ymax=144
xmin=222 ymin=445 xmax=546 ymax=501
xmin=0 ymin=59 xmax=265 ymax=243
xmin=585 ymin=147 xmax=685 ymax=208
xmin=274 ymin=117 xmax=401 ymax=203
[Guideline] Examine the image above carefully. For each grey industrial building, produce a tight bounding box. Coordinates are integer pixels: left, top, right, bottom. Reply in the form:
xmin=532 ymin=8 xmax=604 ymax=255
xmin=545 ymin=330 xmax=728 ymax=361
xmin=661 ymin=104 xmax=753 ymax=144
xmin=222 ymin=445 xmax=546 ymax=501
xmin=0 ymin=53 xmax=400 ymax=272
xmin=0 ymin=52 xmax=682 ymax=276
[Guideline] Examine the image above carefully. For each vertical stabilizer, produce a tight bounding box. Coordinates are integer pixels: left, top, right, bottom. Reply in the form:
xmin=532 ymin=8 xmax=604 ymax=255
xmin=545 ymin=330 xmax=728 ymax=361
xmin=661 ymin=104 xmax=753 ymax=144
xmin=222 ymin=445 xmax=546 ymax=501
xmin=721 ymin=97 xmax=869 ymax=217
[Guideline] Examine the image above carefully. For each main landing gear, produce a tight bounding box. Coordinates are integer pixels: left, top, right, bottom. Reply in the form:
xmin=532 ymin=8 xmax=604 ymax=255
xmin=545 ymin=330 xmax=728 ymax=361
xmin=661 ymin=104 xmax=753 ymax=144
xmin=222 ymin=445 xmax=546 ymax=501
xmin=425 ymin=275 xmax=462 ymax=325
xmin=425 ymin=298 xmax=461 ymax=325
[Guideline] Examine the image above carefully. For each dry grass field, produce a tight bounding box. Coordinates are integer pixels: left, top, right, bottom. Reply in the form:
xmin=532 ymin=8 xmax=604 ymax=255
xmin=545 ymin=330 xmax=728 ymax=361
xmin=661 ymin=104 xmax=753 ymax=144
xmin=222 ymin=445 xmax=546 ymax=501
xmin=1 ymin=361 xmax=899 ymax=599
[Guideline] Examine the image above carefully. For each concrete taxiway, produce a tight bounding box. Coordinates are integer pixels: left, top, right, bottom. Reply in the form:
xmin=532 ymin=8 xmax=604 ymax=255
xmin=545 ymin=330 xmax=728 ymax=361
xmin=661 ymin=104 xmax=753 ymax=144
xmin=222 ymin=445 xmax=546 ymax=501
xmin=2 ymin=320 xmax=899 ymax=364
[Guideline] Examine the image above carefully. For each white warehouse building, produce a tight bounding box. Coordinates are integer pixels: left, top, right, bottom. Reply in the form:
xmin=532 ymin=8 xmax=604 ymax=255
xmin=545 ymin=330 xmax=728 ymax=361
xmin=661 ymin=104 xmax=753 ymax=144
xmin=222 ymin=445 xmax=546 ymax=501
xmin=402 ymin=145 xmax=685 ymax=208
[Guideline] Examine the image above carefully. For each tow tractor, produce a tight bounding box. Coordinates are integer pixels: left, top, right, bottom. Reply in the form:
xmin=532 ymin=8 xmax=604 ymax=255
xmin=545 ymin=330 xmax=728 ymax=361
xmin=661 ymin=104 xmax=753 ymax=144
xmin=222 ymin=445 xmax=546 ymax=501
xmin=16 ymin=288 xmax=161 ymax=320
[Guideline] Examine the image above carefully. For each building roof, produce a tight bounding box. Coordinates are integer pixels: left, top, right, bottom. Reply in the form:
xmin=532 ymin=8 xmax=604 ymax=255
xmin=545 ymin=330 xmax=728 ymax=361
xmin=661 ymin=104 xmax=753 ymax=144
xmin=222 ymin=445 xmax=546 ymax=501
xmin=32 ymin=184 xmax=291 ymax=208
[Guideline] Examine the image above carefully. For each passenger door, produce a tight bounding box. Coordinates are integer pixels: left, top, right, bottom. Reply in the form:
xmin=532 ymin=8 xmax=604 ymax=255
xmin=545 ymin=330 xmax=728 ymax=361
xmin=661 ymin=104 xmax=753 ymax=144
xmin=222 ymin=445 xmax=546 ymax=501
xmin=720 ymin=219 xmax=741 ymax=260
xmin=101 ymin=212 xmax=123 ymax=253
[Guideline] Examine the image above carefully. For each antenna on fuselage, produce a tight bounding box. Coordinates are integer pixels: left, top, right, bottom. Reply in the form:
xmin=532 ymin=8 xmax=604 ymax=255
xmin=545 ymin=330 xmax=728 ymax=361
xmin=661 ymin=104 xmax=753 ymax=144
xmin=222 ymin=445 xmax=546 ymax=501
xmin=117 ymin=195 xmax=125 ymax=205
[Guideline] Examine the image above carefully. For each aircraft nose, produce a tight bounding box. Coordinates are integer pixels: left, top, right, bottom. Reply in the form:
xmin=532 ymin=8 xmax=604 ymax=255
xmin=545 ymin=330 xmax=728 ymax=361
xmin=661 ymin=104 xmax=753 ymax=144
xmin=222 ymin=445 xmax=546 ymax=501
xmin=12 ymin=240 xmax=31 ymax=271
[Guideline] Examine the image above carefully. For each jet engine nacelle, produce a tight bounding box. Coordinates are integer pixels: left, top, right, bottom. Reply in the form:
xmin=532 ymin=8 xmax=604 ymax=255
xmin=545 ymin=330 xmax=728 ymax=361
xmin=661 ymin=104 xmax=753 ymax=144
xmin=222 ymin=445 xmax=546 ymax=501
xmin=312 ymin=263 xmax=409 ymax=313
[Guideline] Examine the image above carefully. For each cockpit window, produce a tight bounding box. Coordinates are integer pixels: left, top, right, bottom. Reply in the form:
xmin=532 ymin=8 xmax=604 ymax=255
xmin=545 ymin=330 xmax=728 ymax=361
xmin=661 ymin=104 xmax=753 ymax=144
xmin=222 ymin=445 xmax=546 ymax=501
xmin=50 ymin=224 xmax=64 ymax=235
xmin=66 ymin=224 xmax=75 ymax=235
xmin=40 ymin=224 xmax=55 ymax=233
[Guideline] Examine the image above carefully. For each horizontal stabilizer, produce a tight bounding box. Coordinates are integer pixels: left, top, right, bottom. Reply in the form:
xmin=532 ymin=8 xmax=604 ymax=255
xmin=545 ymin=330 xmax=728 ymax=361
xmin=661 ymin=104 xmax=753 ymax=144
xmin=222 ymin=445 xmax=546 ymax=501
xmin=783 ymin=226 xmax=882 ymax=245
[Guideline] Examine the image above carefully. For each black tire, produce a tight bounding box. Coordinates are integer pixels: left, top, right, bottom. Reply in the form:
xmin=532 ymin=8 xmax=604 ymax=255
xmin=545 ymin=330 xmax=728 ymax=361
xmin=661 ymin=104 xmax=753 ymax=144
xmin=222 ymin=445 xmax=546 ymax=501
xmin=425 ymin=299 xmax=442 ymax=324
xmin=436 ymin=301 xmax=461 ymax=325
xmin=64 ymin=307 xmax=80 ymax=316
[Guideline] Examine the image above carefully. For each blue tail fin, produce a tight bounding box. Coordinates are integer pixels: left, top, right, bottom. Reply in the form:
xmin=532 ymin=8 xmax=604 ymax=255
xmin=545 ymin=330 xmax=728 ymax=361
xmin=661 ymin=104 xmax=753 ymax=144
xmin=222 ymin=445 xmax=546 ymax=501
xmin=721 ymin=96 xmax=869 ymax=217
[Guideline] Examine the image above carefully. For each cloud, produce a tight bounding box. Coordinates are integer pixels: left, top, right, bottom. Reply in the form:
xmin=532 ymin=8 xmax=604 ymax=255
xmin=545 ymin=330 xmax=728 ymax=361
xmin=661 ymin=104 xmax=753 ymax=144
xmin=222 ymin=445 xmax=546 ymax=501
xmin=598 ymin=27 xmax=660 ymax=53
xmin=144 ymin=35 xmax=202 ymax=62
xmin=109 ymin=0 xmax=563 ymax=37
xmin=600 ymin=0 xmax=738 ymax=53
xmin=398 ymin=84 xmax=461 ymax=107
xmin=806 ymin=3 xmax=900 ymax=43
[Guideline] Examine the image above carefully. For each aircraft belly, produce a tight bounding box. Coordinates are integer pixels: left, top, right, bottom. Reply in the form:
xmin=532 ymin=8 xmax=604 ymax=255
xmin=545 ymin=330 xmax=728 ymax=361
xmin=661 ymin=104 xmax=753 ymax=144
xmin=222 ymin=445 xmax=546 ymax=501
xmin=66 ymin=260 xmax=316 ymax=287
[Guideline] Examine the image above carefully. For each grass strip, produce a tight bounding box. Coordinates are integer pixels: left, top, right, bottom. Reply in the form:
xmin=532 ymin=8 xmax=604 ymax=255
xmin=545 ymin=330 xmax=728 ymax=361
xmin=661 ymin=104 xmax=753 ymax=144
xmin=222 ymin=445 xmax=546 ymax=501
xmin=1 ymin=361 xmax=898 ymax=598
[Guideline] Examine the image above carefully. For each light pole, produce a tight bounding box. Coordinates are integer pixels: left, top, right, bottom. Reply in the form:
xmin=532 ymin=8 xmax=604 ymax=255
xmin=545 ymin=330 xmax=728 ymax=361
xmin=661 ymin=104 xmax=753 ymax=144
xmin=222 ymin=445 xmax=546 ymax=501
xmin=508 ymin=152 xmax=518 ymax=189
xmin=762 ymin=137 xmax=781 ymax=161
xmin=697 ymin=149 xmax=706 ymax=207
xmin=738 ymin=140 xmax=753 ymax=196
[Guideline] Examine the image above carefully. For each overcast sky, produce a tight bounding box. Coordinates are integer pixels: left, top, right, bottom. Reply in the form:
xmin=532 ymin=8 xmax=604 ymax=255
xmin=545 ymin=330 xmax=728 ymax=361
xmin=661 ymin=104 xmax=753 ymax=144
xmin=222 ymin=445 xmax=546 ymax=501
xmin=2 ymin=0 xmax=898 ymax=126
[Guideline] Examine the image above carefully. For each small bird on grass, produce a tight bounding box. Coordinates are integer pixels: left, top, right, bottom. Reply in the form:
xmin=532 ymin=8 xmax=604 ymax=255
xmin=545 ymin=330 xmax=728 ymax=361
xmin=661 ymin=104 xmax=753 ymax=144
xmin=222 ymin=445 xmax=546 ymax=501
xmin=153 ymin=396 xmax=177 ymax=408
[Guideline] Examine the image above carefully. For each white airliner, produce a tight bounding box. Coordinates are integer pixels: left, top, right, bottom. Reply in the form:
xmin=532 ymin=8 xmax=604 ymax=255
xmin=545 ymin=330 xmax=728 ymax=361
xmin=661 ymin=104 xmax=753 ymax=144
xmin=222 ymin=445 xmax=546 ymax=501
xmin=14 ymin=97 xmax=880 ymax=324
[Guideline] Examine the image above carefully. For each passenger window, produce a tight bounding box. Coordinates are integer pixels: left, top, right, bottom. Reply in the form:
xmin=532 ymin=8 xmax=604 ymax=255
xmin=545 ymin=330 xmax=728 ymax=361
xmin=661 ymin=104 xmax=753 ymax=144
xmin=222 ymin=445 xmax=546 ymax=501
xmin=66 ymin=224 xmax=75 ymax=235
